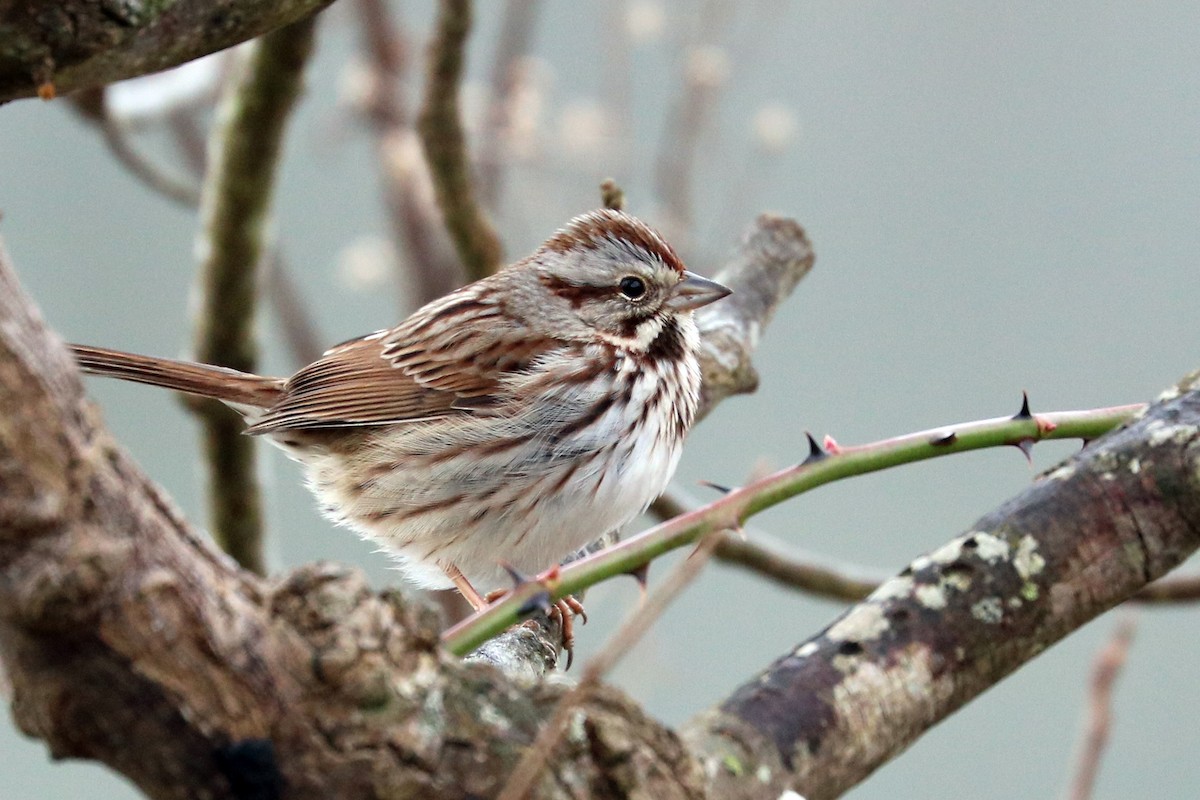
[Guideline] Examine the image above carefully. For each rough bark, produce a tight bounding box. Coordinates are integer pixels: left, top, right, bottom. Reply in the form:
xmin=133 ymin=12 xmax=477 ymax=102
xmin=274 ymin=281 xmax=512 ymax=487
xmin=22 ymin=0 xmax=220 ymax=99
xmin=3 ymin=219 xmax=1199 ymax=798
xmin=682 ymin=376 xmax=1200 ymax=799
xmin=0 ymin=237 xmax=705 ymax=798
xmin=0 ymin=0 xmax=332 ymax=105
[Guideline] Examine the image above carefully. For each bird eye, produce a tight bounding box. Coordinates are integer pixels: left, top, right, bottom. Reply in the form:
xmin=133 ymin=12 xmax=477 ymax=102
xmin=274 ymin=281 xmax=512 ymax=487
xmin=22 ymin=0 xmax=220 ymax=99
xmin=618 ymin=276 xmax=647 ymax=300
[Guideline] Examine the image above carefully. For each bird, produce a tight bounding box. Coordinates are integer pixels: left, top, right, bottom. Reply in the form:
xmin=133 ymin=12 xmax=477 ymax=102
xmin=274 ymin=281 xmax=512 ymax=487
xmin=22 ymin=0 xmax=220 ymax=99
xmin=71 ymin=209 xmax=731 ymax=640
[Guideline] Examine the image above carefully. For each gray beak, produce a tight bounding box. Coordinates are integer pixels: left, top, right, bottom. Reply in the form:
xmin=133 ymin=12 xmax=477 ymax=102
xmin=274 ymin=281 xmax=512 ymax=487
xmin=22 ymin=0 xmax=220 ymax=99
xmin=666 ymin=271 xmax=732 ymax=312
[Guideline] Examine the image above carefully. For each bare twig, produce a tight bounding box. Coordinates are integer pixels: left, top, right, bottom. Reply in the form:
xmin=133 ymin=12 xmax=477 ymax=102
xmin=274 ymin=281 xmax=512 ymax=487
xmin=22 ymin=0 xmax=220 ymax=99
xmin=419 ymin=0 xmax=504 ymax=279
xmin=653 ymin=0 xmax=733 ymax=242
xmin=653 ymin=489 xmax=881 ymax=601
xmin=714 ymin=533 xmax=880 ymax=602
xmin=600 ymin=0 xmax=633 ymax=178
xmin=476 ymin=0 xmax=543 ymax=211
xmin=262 ymin=250 xmax=325 ymax=367
xmin=497 ymin=533 xmax=724 ymax=800
xmin=192 ymin=18 xmax=318 ymax=574
xmin=1064 ymin=614 xmax=1139 ymax=800
xmin=600 ymin=177 xmax=626 ymax=211
xmin=355 ymin=0 xmax=465 ymax=305
xmin=69 ymin=88 xmax=202 ymax=208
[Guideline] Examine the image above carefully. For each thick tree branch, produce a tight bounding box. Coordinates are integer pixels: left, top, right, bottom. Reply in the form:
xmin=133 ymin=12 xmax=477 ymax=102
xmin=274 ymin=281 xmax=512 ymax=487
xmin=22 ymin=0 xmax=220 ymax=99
xmin=692 ymin=213 xmax=813 ymax=419
xmin=0 ymin=239 xmax=703 ymax=799
xmin=683 ymin=380 xmax=1200 ymax=799
xmin=0 ymin=0 xmax=331 ymax=105
xmin=7 ymin=214 xmax=1198 ymax=797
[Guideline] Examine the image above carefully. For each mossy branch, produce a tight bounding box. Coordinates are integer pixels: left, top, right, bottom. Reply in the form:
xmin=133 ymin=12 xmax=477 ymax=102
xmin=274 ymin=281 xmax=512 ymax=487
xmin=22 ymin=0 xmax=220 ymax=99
xmin=191 ymin=18 xmax=317 ymax=574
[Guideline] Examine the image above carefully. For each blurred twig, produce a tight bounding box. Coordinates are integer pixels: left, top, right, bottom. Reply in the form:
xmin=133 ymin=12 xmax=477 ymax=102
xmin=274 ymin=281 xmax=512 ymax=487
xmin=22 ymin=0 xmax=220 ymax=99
xmin=263 ymin=250 xmax=325 ymax=366
xmin=476 ymin=0 xmax=543 ymax=211
xmin=496 ymin=532 xmax=723 ymax=800
xmin=653 ymin=0 xmax=732 ymax=243
xmin=69 ymin=88 xmax=202 ymax=208
xmin=419 ymin=0 xmax=503 ymax=279
xmin=1065 ymin=614 xmax=1138 ymax=800
xmin=355 ymin=0 xmax=464 ymax=304
xmin=600 ymin=177 xmax=625 ymax=211
xmin=601 ymin=0 xmax=633 ymax=178
xmin=653 ymin=490 xmax=888 ymax=602
xmin=192 ymin=17 xmax=318 ymax=574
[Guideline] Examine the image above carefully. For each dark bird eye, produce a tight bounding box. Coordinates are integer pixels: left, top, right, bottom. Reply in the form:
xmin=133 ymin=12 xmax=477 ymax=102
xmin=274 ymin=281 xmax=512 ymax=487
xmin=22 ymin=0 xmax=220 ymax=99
xmin=618 ymin=276 xmax=647 ymax=299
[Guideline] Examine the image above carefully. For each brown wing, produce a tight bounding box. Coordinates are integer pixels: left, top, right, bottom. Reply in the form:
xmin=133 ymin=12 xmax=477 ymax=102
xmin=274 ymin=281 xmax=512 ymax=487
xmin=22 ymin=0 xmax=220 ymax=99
xmin=245 ymin=291 xmax=552 ymax=434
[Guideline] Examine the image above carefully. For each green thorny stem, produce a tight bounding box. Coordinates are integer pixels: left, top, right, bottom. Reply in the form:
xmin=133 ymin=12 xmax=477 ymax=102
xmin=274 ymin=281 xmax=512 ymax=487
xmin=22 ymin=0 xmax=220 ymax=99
xmin=442 ymin=401 xmax=1145 ymax=655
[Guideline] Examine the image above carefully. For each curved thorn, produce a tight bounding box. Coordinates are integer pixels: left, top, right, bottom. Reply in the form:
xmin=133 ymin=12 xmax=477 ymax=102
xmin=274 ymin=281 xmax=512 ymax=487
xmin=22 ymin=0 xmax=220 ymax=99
xmin=1013 ymin=390 xmax=1033 ymax=420
xmin=804 ymin=431 xmax=827 ymax=463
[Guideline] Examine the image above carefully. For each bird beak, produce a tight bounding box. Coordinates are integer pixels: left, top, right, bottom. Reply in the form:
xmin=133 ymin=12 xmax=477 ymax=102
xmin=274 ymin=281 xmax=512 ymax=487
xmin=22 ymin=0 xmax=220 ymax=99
xmin=666 ymin=271 xmax=732 ymax=311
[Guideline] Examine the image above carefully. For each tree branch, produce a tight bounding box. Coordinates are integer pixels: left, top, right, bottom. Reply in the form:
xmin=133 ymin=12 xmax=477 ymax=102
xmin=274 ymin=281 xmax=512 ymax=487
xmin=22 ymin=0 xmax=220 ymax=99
xmin=354 ymin=0 xmax=465 ymax=306
xmin=4 ymin=223 xmax=1200 ymax=797
xmin=1064 ymin=613 xmax=1138 ymax=800
xmin=0 ymin=0 xmax=331 ymax=105
xmin=419 ymin=0 xmax=504 ymax=280
xmin=0 ymin=238 xmax=702 ymax=799
xmin=190 ymin=18 xmax=317 ymax=574
xmin=683 ymin=383 xmax=1200 ymax=799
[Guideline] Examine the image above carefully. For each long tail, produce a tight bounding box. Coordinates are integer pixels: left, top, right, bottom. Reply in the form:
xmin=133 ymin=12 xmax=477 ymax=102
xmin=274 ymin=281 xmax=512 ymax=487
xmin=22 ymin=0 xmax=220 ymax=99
xmin=69 ymin=344 xmax=285 ymax=410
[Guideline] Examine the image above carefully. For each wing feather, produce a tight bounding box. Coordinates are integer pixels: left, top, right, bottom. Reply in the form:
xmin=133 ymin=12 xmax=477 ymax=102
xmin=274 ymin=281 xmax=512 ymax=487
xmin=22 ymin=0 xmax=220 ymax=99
xmin=245 ymin=288 xmax=553 ymax=434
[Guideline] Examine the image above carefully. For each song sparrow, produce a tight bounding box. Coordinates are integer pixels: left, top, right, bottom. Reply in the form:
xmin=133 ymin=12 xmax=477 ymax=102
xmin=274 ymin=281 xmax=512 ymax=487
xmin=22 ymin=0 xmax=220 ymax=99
xmin=71 ymin=209 xmax=730 ymax=618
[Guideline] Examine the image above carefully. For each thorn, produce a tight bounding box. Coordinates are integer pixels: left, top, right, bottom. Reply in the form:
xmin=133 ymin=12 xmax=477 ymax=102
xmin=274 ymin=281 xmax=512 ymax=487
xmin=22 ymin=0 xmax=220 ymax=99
xmin=698 ymin=479 xmax=733 ymax=494
xmin=930 ymin=431 xmax=958 ymax=447
xmin=1015 ymin=438 xmax=1035 ymax=465
xmin=626 ymin=563 xmax=650 ymax=592
xmin=803 ymin=432 xmax=827 ymax=463
xmin=500 ymin=561 xmax=532 ymax=588
xmin=1013 ymin=391 xmax=1033 ymax=420
xmin=516 ymin=590 xmax=553 ymax=618
xmin=1080 ymin=438 xmax=1093 ymax=451
xmin=500 ymin=561 xmax=554 ymax=617
xmin=822 ymin=435 xmax=842 ymax=455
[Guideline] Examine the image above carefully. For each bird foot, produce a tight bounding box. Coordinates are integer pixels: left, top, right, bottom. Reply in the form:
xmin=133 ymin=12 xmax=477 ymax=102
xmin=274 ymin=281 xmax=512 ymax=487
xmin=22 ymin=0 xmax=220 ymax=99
xmin=486 ymin=567 xmax=588 ymax=669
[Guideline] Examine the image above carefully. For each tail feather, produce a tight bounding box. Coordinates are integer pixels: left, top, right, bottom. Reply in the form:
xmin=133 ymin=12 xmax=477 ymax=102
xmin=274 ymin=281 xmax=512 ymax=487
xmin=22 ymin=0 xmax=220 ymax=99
xmin=70 ymin=344 xmax=285 ymax=410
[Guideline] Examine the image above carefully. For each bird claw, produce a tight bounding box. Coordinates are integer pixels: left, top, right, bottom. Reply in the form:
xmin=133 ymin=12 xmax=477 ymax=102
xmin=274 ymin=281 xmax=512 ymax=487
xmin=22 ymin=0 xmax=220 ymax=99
xmin=549 ymin=597 xmax=587 ymax=670
xmin=486 ymin=567 xmax=587 ymax=669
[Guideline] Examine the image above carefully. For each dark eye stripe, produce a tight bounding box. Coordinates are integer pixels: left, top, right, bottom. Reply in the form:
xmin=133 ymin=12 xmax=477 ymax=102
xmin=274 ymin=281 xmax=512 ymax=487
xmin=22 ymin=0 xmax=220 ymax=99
xmin=538 ymin=275 xmax=613 ymax=308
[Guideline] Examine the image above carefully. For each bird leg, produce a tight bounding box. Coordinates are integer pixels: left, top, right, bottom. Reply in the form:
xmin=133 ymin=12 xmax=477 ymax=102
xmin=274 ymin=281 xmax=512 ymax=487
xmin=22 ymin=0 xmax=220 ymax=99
xmin=444 ymin=564 xmax=489 ymax=611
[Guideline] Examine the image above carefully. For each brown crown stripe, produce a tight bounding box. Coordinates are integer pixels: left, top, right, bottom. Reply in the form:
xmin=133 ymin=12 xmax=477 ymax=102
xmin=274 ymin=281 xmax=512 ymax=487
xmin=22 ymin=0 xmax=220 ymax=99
xmin=542 ymin=211 xmax=684 ymax=274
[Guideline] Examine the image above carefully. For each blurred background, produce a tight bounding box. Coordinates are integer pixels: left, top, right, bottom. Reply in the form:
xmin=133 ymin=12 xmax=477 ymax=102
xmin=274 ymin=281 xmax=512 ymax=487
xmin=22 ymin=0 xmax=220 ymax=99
xmin=2 ymin=1 xmax=1198 ymax=797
